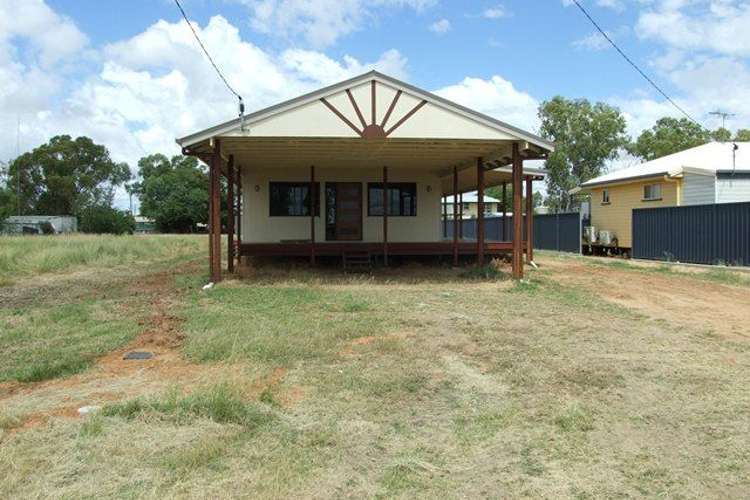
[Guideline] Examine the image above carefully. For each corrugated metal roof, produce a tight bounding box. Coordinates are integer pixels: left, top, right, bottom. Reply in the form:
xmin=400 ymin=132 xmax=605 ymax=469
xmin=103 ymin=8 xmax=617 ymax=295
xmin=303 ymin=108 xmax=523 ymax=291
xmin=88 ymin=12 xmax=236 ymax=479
xmin=581 ymin=142 xmax=750 ymax=188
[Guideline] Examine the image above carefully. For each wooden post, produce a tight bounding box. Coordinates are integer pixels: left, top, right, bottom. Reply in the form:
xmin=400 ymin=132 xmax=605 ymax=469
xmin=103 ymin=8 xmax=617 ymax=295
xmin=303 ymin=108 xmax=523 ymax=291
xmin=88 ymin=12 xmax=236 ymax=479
xmin=526 ymin=176 xmax=534 ymax=263
xmin=236 ymin=165 xmax=242 ymax=247
xmin=383 ymin=166 xmax=388 ymax=266
xmin=459 ymin=192 xmax=463 ymax=239
xmin=227 ymin=155 xmax=235 ymax=274
xmin=310 ymin=165 xmax=316 ymax=265
xmin=453 ymin=166 xmax=458 ymax=265
xmin=209 ymin=140 xmax=222 ymax=283
xmin=477 ymin=157 xmax=485 ymax=266
xmin=442 ymin=195 xmax=448 ymax=238
xmin=512 ymin=143 xmax=524 ymax=279
xmin=501 ymin=181 xmax=507 ymax=241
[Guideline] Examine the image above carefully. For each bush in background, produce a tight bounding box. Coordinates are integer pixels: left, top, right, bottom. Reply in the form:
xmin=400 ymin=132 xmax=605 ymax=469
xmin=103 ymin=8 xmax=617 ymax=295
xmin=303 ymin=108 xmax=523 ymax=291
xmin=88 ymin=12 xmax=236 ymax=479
xmin=79 ymin=206 xmax=135 ymax=235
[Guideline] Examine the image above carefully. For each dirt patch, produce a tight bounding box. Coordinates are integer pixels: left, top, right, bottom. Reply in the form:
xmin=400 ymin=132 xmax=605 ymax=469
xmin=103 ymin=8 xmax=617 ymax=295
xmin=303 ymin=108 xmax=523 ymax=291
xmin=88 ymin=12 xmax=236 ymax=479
xmin=542 ymin=258 xmax=750 ymax=339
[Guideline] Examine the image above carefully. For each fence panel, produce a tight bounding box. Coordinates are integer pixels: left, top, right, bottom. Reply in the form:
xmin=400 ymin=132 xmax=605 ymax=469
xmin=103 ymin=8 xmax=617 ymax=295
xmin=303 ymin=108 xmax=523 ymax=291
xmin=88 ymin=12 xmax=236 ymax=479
xmin=444 ymin=213 xmax=581 ymax=253
xmin=632 ymin=202 xmax=750 ymax=265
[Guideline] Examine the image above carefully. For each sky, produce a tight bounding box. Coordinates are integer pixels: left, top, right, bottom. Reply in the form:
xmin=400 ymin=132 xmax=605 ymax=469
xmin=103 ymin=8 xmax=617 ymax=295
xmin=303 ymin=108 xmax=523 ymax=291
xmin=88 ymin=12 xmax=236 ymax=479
xmin=2 ymin=0 xmax=750 ymax=209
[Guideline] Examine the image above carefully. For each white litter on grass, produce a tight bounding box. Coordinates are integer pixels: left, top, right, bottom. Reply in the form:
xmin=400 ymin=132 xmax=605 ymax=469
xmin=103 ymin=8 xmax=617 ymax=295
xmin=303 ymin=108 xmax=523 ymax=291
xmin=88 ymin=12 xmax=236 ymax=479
xmin=202 ymin=282 xmax=214 ymax=291
xmin=78 ymin=406 xmax=101 ymax=415
xmin=530 ymin=261 xmax=539 ymax=269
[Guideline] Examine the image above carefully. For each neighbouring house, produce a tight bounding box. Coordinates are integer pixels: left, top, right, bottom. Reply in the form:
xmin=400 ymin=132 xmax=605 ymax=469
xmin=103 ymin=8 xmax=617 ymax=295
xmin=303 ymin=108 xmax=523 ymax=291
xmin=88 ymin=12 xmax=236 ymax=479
xmin=134 ymin=216 xmax=157 ymax=233
xmin=443 ymin=192 xmax=501 ymax=218
xmin=1 ymin=215 xmax=78 ymax=235
xmin=576 ymin=142 xmax=750 ymax=251
xmin=176 ymin=71 xmax=553 ymax=281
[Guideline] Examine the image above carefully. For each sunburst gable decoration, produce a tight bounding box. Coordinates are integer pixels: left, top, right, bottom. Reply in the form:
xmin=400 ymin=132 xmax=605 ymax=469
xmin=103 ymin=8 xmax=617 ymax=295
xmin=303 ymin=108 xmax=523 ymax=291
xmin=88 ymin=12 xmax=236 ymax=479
xmin=320 ymin=80 xmax=428 ymax=140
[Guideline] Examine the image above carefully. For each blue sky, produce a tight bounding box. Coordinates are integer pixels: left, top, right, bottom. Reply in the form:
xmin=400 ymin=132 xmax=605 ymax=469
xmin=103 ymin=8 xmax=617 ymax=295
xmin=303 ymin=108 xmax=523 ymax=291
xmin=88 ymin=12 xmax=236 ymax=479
xmin=2 ymin=1 xmax=750 ymax=208
xmin=46 ymin=0 xmax=654 ymax=102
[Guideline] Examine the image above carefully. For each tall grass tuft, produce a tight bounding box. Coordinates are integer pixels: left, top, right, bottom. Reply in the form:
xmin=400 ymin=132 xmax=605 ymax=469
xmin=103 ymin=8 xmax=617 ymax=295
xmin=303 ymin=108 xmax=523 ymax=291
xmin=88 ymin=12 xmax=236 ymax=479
xmin=102 ymin=383 xmax=275 ymax=429
xmin=0 ymin=234 xmax=205 ymax=280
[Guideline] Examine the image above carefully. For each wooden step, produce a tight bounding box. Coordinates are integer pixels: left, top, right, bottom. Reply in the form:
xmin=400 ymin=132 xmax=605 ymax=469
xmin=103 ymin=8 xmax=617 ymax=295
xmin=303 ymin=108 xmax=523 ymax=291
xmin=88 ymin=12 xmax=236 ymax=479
xmin=342 ymin=250 xmax=372 ymax=272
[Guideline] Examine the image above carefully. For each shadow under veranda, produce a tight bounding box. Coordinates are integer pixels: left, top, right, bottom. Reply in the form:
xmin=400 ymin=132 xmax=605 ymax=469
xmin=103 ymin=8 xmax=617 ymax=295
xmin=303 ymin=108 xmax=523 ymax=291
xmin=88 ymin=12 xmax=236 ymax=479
xmin=231 ymin=255 xmax=516 ymax=286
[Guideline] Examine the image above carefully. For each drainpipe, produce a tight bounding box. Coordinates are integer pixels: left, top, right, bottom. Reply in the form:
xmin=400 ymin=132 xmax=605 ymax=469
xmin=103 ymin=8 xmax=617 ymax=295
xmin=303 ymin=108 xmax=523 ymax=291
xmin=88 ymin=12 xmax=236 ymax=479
xmin=663 ymin=174 xmax=682 ymax=206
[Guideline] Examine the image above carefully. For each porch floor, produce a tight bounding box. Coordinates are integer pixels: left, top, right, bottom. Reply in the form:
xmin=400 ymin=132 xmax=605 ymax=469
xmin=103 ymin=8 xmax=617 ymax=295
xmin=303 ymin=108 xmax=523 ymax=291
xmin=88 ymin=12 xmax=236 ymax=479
xmin=239 ymin=241 xmax=525 ymax=257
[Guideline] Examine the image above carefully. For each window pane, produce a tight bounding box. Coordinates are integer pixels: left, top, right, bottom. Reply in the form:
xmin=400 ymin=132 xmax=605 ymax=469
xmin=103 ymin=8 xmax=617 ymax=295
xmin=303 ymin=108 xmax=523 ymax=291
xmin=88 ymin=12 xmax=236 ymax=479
xmin=270 ymin=182 xmax=319 ymax=216
xmin=368 ymin=183 xmax=417 ymax=216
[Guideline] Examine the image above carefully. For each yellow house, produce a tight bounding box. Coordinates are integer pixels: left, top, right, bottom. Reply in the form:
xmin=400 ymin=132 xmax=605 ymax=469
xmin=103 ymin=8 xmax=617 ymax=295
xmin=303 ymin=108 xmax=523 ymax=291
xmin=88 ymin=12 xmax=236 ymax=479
xmin=577 ymin=142 xmax=750 ymax=249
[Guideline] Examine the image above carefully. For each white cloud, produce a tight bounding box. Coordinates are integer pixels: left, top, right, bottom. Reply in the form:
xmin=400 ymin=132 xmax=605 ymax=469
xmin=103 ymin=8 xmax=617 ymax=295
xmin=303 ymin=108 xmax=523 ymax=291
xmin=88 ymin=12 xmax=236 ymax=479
xmin=238 ymin=0 xmax=437 ymax=48
xmin=637 ymin=1 xmax=750 ymax=57
xmin=0 ymin=4 xmax=412 ymax=209
xmin=482 ymin=5 xmax=511 ymax=19
xmin=433 ymin=75 xmax=540 ymax=133
xmin=428 ymin=18 xmax=451 ymax=34
xmin=0 ymin=0 xmax=88 ymax=66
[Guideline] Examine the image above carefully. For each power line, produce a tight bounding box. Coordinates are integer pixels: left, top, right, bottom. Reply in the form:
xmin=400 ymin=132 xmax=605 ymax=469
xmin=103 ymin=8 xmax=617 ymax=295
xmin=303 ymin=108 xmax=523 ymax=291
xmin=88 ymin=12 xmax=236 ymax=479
xmin=570 ymin=0 xmax=704 ymax=129
xmin=173 ymin=0 xmax=244 ymax=117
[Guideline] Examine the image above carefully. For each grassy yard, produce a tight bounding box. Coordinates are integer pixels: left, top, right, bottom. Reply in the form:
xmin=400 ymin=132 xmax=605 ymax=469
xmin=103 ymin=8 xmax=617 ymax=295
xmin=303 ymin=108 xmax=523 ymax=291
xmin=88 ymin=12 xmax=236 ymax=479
xmin=1 ymin=235 xmax=749 ymax=498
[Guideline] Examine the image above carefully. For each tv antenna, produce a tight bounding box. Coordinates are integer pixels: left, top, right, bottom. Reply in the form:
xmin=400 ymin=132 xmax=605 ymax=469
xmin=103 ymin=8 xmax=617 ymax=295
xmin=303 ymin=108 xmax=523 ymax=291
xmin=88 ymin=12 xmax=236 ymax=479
xmin=709 ymin=110 xmax=735 ymax=129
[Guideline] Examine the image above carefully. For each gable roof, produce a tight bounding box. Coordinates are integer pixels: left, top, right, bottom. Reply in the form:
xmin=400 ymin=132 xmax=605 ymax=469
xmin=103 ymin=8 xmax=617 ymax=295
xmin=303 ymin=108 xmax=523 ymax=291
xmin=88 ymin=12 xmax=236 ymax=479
xmin=581 ymin=142 xmax=750 ymax=188
xmin=176 ymin=70 xmax=554 ymax=151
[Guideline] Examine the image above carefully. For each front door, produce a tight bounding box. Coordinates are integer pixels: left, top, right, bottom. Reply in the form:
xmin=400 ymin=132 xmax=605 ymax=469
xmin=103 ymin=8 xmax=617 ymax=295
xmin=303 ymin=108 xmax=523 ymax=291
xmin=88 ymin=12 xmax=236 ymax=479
xmin=326 ymin=183 xmax=362 ymax=241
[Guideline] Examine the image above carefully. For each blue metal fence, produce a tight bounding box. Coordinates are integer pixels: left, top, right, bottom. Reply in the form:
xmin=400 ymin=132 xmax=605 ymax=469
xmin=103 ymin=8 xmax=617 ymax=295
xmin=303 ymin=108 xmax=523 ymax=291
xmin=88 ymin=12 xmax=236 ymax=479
xmin=632 ymin=202 xmax=750 ymax=265
xmin=444 ymin=213 xmax=581 ymax=253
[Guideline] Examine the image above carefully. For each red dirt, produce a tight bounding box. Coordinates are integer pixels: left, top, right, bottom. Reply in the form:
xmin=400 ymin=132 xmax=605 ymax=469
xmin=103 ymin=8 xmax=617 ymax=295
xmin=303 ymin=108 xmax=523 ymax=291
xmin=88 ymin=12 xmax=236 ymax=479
xmin=543 ymin=258 xmax=750 ymax=340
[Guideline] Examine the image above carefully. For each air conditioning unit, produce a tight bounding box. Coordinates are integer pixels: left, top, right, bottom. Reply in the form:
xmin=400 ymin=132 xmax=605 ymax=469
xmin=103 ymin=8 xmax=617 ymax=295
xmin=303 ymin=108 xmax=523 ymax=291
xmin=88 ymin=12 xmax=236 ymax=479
xmin=598 ymin=230 xmax=616 ymax=246
xmin=584 ymin=226 xmax=597 ymax=244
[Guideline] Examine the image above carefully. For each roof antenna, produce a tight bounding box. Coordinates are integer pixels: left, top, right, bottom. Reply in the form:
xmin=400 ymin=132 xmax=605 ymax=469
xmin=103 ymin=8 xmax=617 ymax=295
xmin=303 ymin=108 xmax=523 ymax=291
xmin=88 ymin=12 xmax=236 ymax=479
xmin=239 ymin=96 xmax=245 ymax=131
xmin=733 ymin=142 xmax=739 ymax=176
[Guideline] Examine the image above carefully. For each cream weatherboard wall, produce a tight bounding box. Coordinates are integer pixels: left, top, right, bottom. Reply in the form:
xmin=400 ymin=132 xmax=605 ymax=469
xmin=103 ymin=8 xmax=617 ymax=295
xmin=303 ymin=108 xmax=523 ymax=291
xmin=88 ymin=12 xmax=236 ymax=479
xmin=241 ymin=167 xmax=443 ymax=243
xmin=589 ymin=178 xmax=680 ymax=248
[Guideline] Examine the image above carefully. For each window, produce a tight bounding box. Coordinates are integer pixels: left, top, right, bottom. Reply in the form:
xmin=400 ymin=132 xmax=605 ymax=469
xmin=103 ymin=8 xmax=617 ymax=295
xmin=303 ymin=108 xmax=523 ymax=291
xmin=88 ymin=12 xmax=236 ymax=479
xmin=269 ymin=182 xmax=320 ymax=216
xmin=602 ymin=189 xmax=610 ymax=204
xmin=462 ymin=203 xmax=470 ymax=211
xmin=642 ymin=183 xmax=662 ymax=201
xmin=367 ymin=183 xmax=417 ymax=216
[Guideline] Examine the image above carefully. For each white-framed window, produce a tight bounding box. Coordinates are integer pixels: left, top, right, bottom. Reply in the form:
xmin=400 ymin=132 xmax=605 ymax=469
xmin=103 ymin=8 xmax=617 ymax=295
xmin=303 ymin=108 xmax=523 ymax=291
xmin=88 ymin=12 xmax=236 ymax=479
xmin=602 ymin=189 xmax=610 ymax=204
xmin=643 ymin=183 xmax=662 ymax=201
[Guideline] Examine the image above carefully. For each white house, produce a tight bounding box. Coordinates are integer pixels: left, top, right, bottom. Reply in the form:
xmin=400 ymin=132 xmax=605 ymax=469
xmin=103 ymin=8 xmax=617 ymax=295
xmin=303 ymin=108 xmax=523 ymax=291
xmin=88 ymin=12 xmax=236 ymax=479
xmin=176 ymin=71 xmax=553 ymax=280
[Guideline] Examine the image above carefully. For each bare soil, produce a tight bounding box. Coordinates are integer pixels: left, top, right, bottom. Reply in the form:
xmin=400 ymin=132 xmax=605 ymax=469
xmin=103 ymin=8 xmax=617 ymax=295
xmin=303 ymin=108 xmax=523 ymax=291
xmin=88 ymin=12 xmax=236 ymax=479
xmin=543 ymin=257 xmax=750 ymax=340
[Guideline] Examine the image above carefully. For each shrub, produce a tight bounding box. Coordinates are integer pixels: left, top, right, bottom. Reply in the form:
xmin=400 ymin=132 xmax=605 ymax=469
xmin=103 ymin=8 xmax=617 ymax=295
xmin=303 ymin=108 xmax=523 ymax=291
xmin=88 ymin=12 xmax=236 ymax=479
xmin=79 ymin=206 xmax=135 ymax=235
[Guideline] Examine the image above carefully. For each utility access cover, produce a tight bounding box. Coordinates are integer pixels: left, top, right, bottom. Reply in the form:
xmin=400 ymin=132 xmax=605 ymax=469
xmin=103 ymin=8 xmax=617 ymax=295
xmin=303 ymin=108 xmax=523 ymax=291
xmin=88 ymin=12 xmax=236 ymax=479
xmin=123 ymin=351 xmax=154 ymax=360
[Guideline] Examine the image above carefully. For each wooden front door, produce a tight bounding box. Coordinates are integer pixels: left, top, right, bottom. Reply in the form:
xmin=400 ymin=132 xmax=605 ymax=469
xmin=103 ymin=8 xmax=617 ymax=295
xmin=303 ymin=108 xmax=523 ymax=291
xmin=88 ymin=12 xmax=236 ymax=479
xmin=326 ymin=183 xmax=362 ymax=241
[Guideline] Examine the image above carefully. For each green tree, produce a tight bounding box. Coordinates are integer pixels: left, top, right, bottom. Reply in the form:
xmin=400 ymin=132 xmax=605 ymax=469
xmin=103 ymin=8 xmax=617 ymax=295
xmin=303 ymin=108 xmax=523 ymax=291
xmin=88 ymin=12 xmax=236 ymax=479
xmin=136 ymin=154 xmax=209 ymax=233
xmin=6 ymin=135 xmax=130 ymax=216
xmin=711 ymin=127 xmax=732 ymax=143
xmin=735 ymin=129 xmax=750 ymax=142
xmin=627 ymin=117 xmax=709 ymax=161
xmin=79 ymin=205 xmax=135 ymax=234
xmin=0 ymin=162 xmax=13 ymax=220
xmin=485 ymin=185 xmax=543 ymax=211
xmin=538 ymin=96 xmax=629 ymax=212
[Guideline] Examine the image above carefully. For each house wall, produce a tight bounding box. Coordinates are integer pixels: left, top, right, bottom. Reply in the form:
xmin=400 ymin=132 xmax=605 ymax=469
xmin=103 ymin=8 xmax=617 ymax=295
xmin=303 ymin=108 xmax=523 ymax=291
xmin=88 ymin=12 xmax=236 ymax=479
xmin=716 ymin=175 xmax=750 ymax=203
xmin=589 ymin=178 xmax=680 ymax=248
xmin=241 ymin=166 xmax=442 ymax=243
xmin=682 ymin=173 xmax=716 ymax=205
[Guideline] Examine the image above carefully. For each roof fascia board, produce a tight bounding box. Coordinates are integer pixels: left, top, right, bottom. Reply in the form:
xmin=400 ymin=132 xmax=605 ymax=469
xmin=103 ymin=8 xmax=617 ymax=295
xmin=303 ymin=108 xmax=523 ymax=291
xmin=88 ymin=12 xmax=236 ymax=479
xmin=580 ymin=172 xmax=671 ymax=190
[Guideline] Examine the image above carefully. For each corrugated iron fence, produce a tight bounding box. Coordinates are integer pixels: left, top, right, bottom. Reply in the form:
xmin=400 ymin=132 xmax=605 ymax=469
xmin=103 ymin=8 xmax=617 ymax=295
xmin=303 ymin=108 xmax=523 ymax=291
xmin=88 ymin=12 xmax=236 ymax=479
xmin=632 ymin=202 xmax=750 ymax=265
xmin=444 ymin=213 xmax=581 ymax=253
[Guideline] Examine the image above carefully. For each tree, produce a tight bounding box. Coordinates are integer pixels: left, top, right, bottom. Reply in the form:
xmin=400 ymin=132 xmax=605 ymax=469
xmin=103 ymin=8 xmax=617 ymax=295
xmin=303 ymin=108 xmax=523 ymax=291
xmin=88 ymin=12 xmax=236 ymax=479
xmin=627 ymin=117 xmax=709 ymax=161
xmin=711 ymin=127 xmax=732 ymax=143
xmin=538 ymin=96 xmax=629 ymax=212
xmin=735 ymin=129 xmax=750 ymax=142
xmin=0 ymin=162 xmax=13 ymax=220
xmin=79 ymin=205 xmax=135 ymax=234
xmin=136 ymin=154 xmax=209 ymax=233
xmin=485 ymin=185 xmax=543 ymax=211
xmin=6 ymin=135 xmax=130 ymax=216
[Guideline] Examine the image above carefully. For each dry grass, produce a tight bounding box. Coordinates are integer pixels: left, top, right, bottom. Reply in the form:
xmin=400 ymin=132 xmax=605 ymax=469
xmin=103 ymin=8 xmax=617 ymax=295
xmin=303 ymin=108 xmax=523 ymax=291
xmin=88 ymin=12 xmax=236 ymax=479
xmin=1 ymin=238 xmax=749 ymax=498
